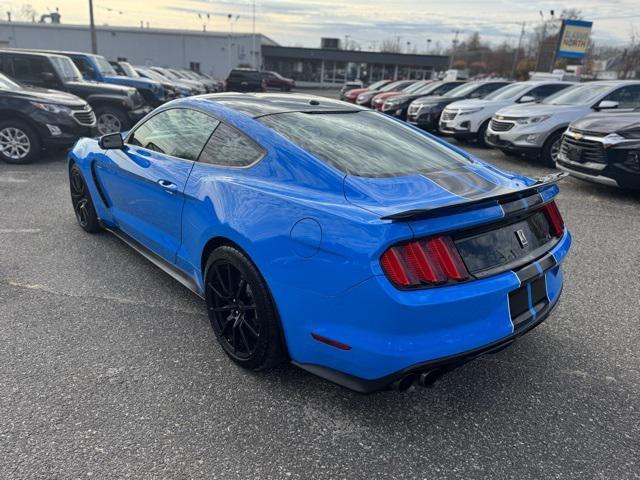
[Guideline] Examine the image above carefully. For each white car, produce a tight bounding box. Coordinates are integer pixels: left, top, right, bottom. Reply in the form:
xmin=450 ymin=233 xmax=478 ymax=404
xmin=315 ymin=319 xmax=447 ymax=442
xmin=439 ymin=81 xmax=573 ymax=146
xmin=486 ymin=80 xmax=640 ymax=166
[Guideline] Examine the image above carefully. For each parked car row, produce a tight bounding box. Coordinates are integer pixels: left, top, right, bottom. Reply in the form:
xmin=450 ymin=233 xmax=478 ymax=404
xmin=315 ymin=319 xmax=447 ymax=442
xmin=0 ymin=46 xmax=295 ymax=164
xmin=341 ymin=78 xmax=640 ymax=190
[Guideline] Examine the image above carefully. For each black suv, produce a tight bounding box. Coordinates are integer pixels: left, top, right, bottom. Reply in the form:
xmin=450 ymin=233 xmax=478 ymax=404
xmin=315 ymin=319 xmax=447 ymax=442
xmin=225 ymin=68 xmax=265 ymax=92
xmin=0 ymin=72 xmax=94 ymax=164
xmin=0 ymin=50 xmax=151 ymax=134
xmin=558 ymin=111 xmax=640 ymax=190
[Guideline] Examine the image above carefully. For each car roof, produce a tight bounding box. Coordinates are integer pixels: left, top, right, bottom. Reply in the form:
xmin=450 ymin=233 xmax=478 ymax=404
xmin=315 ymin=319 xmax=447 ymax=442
xmin=518 ymin=80 xmax=575 ymax=85
xmin=578 ymin=80 xmax=640 ymax=87
xmin=0 ymin=49 xmax=71 ymax=61
xmin=199 ymin=93 xmax=364 ymax=117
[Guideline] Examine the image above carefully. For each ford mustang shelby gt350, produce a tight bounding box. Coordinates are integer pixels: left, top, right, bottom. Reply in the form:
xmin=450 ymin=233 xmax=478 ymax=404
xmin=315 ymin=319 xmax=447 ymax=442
xmin=68 ymin=93 xmax=571 ymax=393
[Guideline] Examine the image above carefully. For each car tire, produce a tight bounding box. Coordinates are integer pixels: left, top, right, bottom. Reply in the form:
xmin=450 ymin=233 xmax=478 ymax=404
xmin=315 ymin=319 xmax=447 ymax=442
xmin=69 ymin=163 xmax=102 ymax=233
xmin=94 ymin=106 xmax=129 ymax=135
xmin=541 ymin=131 xmax=563 ymax=167
xmin=0 ymin=119 xmax=41 ymax=164
xmin=476 ymin=120 xmax=491 ymax=148
xmin=205 ymin=246 xmax=287 ymax=371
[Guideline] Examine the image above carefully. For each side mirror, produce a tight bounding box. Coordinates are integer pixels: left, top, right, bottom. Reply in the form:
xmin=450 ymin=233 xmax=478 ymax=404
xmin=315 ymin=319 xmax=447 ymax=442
xmin=596 ymin=100 xmax=619 ymax=110
xmin=519 ymin=95 xmax=535 ymax=103
xmin=98 ymin=132 xmax=124 ymax=150
xmin=41 ymin=71 xmax=57 ymax=85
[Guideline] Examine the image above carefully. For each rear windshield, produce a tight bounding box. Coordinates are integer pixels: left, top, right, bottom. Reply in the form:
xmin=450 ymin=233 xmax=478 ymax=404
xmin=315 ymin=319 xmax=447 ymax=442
xmin=231 ymin=70 xmax=261 ymax=80
xmin=258 ymin=111 xmax=469 ymax=177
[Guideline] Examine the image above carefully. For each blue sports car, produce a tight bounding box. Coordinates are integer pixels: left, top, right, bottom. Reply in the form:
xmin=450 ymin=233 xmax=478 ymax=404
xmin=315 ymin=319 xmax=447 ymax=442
xmin=68 ymin=93 xmax=571 ymax=393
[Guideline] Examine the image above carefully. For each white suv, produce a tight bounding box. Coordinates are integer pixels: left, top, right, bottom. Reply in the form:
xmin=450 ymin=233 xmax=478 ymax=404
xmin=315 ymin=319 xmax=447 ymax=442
xmin=486 ymin=81 xmax=640 ymax=166
xmin=439 ymin=81 xmax=573 ymax=146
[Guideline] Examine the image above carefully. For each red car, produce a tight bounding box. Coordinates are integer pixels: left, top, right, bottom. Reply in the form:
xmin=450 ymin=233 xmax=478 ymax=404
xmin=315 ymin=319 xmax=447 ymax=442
xmin=372 ymin=80 xmax=432 ymax=111
xmin=343 ymin=79 xmax=391 ymax=103
xmin=261 ymin=71 xmax=295 ymax=91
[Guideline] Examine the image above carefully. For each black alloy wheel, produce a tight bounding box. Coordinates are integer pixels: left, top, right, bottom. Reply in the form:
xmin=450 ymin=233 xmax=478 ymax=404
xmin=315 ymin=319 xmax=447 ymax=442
xmin=209 ymin=261 xmax=260 ymax=359
xmin=205 ymin=246 xmax=286 ymax=370
xmin=69 ymin=164 xmax=101 ymax=233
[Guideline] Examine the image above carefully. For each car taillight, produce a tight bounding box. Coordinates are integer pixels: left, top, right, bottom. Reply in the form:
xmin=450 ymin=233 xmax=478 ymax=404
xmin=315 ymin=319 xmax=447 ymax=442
xmin=542 ymin=200 xmax=564 ymax=237
xmin=380 ymin=235 xmax=469 ymax=288
xmin=261 ymin=82 xmax=267 ymax=92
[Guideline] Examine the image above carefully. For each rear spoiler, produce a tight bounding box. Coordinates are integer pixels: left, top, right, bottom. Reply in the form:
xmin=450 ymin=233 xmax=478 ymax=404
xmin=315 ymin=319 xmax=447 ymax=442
xmin=381 ymin=172 xmax=568 ymax=221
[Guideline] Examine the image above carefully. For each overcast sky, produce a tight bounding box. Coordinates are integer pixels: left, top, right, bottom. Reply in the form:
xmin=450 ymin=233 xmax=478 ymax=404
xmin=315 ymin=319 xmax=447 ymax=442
xmin=3 ymin=0 xmax=639 ymax=50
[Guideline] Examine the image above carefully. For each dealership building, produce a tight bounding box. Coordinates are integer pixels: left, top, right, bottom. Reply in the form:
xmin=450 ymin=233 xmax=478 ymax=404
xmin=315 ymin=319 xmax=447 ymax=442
xmin=0 ymin=21 xmax=449 ymax=85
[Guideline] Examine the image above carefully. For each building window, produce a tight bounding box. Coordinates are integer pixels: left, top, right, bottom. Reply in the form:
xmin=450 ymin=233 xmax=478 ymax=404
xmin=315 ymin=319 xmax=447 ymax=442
xmin=189 ymin=62 xmax=201 ymax=72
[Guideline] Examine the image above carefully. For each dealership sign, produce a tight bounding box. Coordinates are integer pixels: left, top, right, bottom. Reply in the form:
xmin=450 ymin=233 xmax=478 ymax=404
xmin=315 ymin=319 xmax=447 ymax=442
xmin=557 ymin=19 xmax=593 ymax=59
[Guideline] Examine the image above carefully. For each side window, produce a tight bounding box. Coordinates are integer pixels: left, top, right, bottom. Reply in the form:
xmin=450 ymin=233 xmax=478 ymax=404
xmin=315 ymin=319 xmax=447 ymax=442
xmin=72 ymin=57 xmax=97 ymax=80
xmin=434 ymin=83 xmax=460 ymax=95
xmin=128 ymin=109 xmax=219 ymax=161
xmin=528 ymin=84 xmax=569 ymax=102
xmin=111 ymin=63 xmax=125 ymax=76
xmin=603 ymin=86 xmax=640 ymax=109
xmin=199 ymin=123 xmax=264 ymax=167
xmin=475 ymin=83 xmax=507 ymax=97
xmin=469 ymin=84 xmax=491 ymax=98
xmin=9 ymin=56 xmax=52 ymax=85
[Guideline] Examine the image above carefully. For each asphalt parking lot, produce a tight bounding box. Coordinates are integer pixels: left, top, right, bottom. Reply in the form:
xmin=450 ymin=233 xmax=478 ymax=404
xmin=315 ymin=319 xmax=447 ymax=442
xmin=1 ymin=112 xmax=639 ymax=478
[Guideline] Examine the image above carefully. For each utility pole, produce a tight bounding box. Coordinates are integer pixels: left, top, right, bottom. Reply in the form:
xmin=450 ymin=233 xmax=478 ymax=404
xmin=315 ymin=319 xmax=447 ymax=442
xmin=252 ymin=0 xmax=256 ymax=68
xmin=88 ymin=0 xmax=97 ymax=53
xmin=227 ymin=14 xmax=232 ymax=74
xmin=511 ymin=22 xmax=526 ymax=79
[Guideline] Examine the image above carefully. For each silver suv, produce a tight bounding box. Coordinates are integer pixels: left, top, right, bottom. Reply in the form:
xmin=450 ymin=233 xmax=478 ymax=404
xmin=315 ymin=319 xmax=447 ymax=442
xmin=486 ymin=81 xmax=640 ymax=166
xmin=439 ymin=81 xmax=573 ymax=146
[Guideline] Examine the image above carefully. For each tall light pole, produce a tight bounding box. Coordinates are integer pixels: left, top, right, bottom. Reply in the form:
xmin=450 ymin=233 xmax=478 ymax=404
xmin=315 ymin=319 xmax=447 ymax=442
xmin=88 ymin=0 xmax=97 ymax=53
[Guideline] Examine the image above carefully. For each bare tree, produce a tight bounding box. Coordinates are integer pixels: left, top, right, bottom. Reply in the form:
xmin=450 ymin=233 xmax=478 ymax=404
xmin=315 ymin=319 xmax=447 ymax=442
xmin=618 ymin=29 xmax=640 ymax=79
xmin=380 ymin=38 xmax=402 ymax=53
xmin=8 ymin=4 xmax=38 ymax=22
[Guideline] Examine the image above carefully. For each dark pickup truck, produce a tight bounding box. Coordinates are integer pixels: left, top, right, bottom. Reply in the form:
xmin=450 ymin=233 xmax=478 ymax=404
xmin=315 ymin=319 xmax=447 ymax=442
xmin=0 ymin=50 xmax=151 ymax=134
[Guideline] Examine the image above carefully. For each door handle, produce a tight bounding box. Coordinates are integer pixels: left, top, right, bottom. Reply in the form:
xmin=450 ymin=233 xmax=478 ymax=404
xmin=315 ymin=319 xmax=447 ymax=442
xmin=157 ymin=179 xmax=178 ymax=193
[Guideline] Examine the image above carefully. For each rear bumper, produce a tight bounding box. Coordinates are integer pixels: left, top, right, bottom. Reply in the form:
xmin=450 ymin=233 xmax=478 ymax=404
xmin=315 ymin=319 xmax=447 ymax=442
xmin=295 ymin=286 xmax=561 ymax=393
xmin=277 ymin=229 xmax=571 ymax=392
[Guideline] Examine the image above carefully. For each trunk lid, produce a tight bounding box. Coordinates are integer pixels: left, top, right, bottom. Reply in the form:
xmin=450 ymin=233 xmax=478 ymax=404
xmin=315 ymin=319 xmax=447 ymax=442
xmin=343 ymin=163 xmax=532 ymax=220
xmin=345 ymin=165 xmax=564 ymax=278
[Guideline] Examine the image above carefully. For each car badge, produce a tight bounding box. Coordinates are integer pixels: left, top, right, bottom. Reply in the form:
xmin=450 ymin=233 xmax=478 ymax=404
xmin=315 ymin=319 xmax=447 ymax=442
xmin=497 ymin=115 xmax=504 ymax=120
xmin=574 ymin=132 xmax=583 ymax=140
xmin=515 ymin=229 xmax=528 ymax=248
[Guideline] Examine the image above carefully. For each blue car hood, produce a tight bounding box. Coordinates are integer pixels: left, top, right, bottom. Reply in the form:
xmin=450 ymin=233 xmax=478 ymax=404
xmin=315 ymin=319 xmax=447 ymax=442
xmin=343 ymin=162 xmax=532 ymax=218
